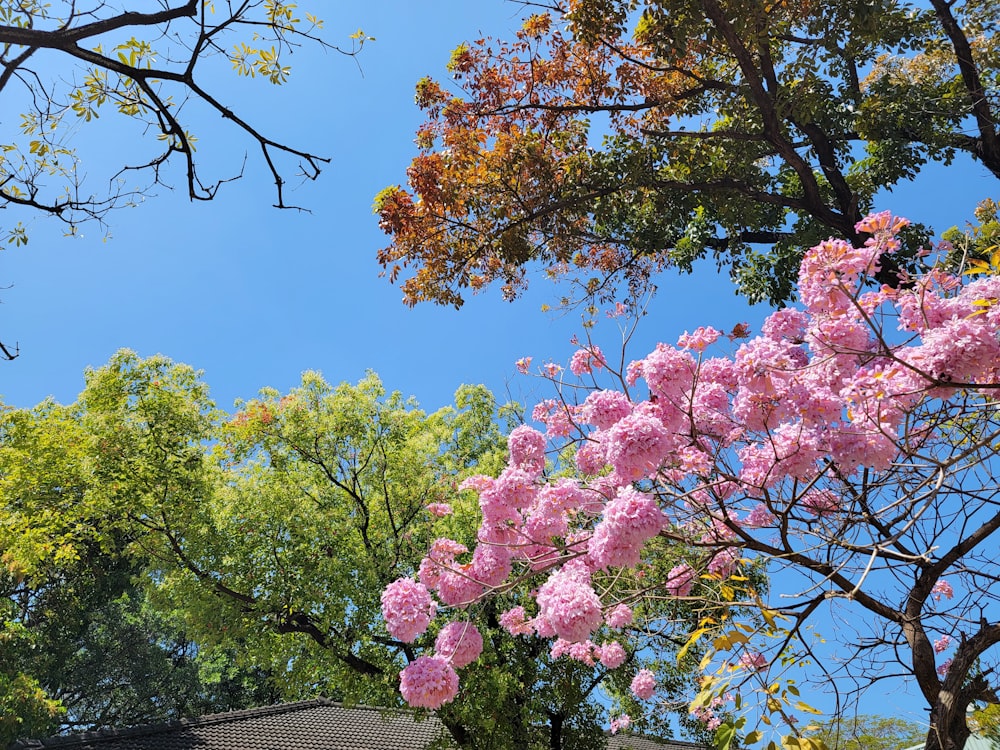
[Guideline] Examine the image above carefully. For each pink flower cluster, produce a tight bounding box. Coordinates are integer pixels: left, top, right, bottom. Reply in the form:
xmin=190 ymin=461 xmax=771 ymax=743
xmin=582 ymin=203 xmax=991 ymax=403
xmin=434 ymin=622 xmax=483 ymax=667
xmin=382 ymin=211 xmax=999 ymax=710
xmin=399 ymin=656 xmax=459 ymax=709
xmin=381 ymin=578 xmax=436 ymax=643
xmin=630 ymin=669 xmax=657 ymax=700
xmin=536 ymin=560 xmax=603 ymax=642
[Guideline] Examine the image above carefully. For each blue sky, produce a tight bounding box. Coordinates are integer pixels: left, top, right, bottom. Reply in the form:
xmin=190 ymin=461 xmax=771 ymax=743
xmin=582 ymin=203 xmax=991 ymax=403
xmin=1 ymin=0 xmax=995 ymax=727
xmin=1 ymin=1 xmax=989 ymax=418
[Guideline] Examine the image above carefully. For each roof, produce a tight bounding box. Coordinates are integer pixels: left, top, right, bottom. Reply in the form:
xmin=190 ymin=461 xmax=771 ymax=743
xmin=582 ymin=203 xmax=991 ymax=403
xmin=9 ymin=700 xmax=455 ymax=750
xmin=607 ymin=736 xmax=709 ymax=750
xmin=10 ymin=699 xmax=706 ymax=750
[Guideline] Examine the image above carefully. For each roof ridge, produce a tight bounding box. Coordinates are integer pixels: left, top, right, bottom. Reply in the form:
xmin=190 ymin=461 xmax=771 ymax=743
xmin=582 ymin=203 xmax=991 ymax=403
xmin=12 ymin=698 xmax=441 ymax=749
xmin=14 ymin=698 xmax=344 ymax=748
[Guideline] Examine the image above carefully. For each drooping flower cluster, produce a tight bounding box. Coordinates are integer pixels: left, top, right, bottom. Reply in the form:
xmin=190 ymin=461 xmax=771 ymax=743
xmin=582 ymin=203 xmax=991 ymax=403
xmin=399 ymin=656 xmax=459 ymax=709
xmin=630 ymin=669 xmax=657 ymax=700
xmin=434 ymin=621 xmax=483 ymax=668
xmin=381 ymin=212 xmax=996 ymax=718
xmin=381 ymin=578 xmax=436 ymax=643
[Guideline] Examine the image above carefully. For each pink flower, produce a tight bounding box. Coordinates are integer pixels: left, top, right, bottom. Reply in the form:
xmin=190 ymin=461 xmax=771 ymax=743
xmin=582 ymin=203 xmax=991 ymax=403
xmin=800 ymin=488 xmax=841 ymax=517
xmin=610 ymin=715 xmax=631 ymax=734
xmin=599 ymin=641 xmax=627 ymax=668
xmin=932 ymin=580 xmax=954 ymax=601
xmin=605 ymin=603 xmax=633 ymax=628
xmin=677 ymin=326 xmax=723 ymax=352
xmin=605 ymin=412 xmax=673 ymax=480
xmin=588 ymin=486 xmax=664 ymax=570
xmin=630 ymin=669 xmax=656 ymax=700
xmin=665 ymin=563 xmax=696 ymax=597
xmin=536 ymin=561 xmax=603 ymax=642
xmin=499 ymin=606 xmax=533 ymax=636
xmin=933 ymin=635 xmax=951 ymax=654
xmin=570 ymin=345 xmax=607 ymax=376
xmin=745 ymin=503 xmax=774 ymax=528
xmin=381 ymin=578 xmax=436 ymax=643
xmin=739 ymin=651 xmax=768 ymax=672
xmin=426 ymin=502 xmax=452 ymax=517
xmin=434 ymin=622 xmax=484 ymax=668
xmin=508 ymin=424 xmax=547 ymax=475
xmin=581 ymin=390 xmax=633 ymax=430
xmin=516 ymin=356 xmax=532 ymax=374
xmin=399 ymin=656 xmax=459 ymax=709
xmin=937 ymin=658 xmax=953 ymax=677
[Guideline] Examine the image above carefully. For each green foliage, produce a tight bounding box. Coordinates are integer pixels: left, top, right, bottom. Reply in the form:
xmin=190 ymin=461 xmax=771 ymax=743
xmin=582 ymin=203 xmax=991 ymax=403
xmin=3 ymin=351 xmax=658 ymax=748
xmin=809 ymin=714 xmax=927 ymax=750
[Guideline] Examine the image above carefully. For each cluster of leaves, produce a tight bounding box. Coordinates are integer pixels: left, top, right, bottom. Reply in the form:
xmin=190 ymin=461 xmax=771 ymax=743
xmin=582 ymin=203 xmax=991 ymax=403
xmin=376 ymin=0 xmax=1000 ymax=309
xmin=0 ymin=0 xmax=371 ymax=241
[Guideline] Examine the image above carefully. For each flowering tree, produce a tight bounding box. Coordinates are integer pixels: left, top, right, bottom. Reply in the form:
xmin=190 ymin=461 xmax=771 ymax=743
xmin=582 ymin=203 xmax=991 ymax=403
xmin=382 ymin=212 xmax=1000 ymax=750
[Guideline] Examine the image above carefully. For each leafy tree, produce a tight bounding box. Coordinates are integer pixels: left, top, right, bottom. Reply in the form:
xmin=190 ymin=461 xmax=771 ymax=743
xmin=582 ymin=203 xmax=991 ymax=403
xmin=810 ymin=715 xmax=927 ymax=750
xmin=0 ymin=396 xmax=279 ymax=738
xmin=383 ymin=212 xmax=1000 ymax=750
xmin=3 ymin=352 xmax=708 ymax=748
xmin=376 ymin=0 xmax=999 ymax=309
xmin=0 ymin=1 xmax=369 ymax=360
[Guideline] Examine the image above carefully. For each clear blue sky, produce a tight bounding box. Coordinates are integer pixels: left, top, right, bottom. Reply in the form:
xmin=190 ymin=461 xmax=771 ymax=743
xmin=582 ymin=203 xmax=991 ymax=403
xmin=1 ymin=0 xmax=994 ymax=726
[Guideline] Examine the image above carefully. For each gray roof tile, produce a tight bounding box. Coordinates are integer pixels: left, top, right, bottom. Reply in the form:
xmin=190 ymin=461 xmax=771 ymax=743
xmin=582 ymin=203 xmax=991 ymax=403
xmin=11 ymin=700 xmax=455 ymax=750
xmin=12 ymin=700 xmax=707 ymax=750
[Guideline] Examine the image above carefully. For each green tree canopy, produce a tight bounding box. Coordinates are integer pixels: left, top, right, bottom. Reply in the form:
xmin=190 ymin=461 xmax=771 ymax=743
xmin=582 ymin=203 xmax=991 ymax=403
xmin=2 ymin=351 xmax=720 ymax=749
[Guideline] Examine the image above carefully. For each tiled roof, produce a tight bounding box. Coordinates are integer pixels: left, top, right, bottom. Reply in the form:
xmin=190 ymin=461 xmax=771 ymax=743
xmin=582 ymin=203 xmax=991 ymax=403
xmin=10 ymin=699 xmax=706 ymax=750
xmin=10 ymin=700 xmax=456 ymax=750
xmin=608 ymin=736 xmax=708 ymax=750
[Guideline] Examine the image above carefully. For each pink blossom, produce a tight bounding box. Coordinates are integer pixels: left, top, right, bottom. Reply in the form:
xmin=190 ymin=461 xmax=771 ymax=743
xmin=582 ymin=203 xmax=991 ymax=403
xmin=575 ymin=438 xmax=608 ymax=475
xmin=739 ymin=651 xmax=768 ymax=672
xmin=599 ymin=641 xmax=628 ymax=668
xmin=532 ymin=399 xmax=573 ymax=437
xmin=399 ymin=656 xmax=459 ymax=709
xmin=588 ymin=486 xmax=664 ymax=570
xmin=581 ymin=390 xmax=633 ymax=429
xmin=516 ymin=356 xmax=533 ymax=374
xmin=745 ymin=503 xmax=775 ymax=528
xmin=499 ymin=606 xmax=533 ymax=636
xmin=508 ymin=424 xmax=547 ymax=475
xmin=610 ymin=715 xmax=631 ymax=734
xmin=605 ymin=412 xmax=673 ymax=480
xmin=470 ymin=543 xmax=513 ymax=587
xmin=677 ymin=326 xmax=723 ymax=352
xmin=426 ymin=502 xmax=452 ymax=517
xmin=418 ymin=538 xmax=468 ymax=590
xmin=762 ymin=308 xmax=809 ymax=342
xmin=708 ymin=547 xmax=740 ymax=578
xmin=641 ymin=344 xmax=698 ymax=400
xmin=434 ymin=622 xmax=483 ymax=668
xmin=606 ymin=604 xmax=633 ymax=628
xmin=570 ymin=345 xmax=607 ymax=376
xmin=630 ymin=669 xmax=656 ymax=700
xmin=543 ymin=362 xmax=563 ymax=378
xmin=937 ymin=658 xmax=953 ymax=677
xmin=933 ymin=635 xmax=951 ymax=654
xmin=665 ymin=563 xmax=696 ymax=597
xmin=800 ymin=489 xmax=840 ymax=517
xmin=381 ymin=578 xmax=436 ymax=643
xmin=932 ymin=580 xmax=954 ymax=600
xmin=536 ymin=561 xmax=603 ymax=642
xmin=436 ymin=565 xmax=484 ymax=607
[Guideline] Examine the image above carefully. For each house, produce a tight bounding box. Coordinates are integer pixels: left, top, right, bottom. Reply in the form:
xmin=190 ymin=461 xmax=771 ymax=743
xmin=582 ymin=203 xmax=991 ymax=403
xmin=9 ymin=699 xmax=705 ymax=750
